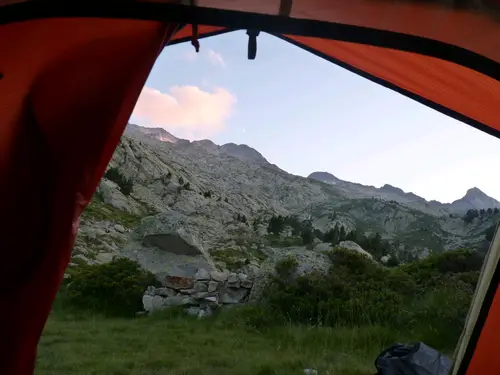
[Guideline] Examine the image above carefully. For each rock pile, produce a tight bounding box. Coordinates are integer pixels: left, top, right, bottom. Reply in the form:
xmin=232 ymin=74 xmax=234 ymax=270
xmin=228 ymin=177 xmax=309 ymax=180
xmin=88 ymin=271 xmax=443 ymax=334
xmin=142 ymin=268 xmax=254 ymax=317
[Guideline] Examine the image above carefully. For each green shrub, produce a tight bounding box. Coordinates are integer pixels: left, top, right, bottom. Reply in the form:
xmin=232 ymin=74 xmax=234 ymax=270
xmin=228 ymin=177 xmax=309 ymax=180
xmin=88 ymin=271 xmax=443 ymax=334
xmin=400 ymin=248 xmax=482 ymax=289
xmin=104 ymin=167 xmax=133 ymax=196
xmin=64 ymin=258 xmax=158 ymax=317
xmin=408 ymin=281 xmax=474 ymax=351
xmin=259 ymin=247 xmax=476 ymax=350
xmin=265 ymin=250 xmax=416 ymax=327
xmin=275 ymin=256 xmax=298 ymax=278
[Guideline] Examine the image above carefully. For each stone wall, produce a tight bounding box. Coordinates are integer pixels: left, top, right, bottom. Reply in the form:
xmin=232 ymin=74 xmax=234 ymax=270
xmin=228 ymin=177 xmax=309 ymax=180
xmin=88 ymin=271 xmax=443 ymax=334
xmin=142 ymin=269 xmax=253 ymax=318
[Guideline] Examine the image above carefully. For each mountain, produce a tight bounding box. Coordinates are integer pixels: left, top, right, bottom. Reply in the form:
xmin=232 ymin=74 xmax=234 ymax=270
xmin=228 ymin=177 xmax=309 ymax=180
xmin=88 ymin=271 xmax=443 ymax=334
xmin=446 ymin=187 xmax=500 ymax=212
xmin=308 ymin=172 xmax=340 ymax=184
xmin=124 ymin=123 xmax=180 ymax=143
xmin=71 ymin=127 xmax=499 ymax=273
xmin=308 ymin=172 xmax=499 ymax=214
xmin=126 ymin=123 xmax=270 ymax=165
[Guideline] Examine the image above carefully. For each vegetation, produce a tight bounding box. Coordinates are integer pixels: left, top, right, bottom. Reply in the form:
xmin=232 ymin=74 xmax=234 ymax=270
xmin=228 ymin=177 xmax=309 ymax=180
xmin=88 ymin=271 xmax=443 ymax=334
xmin=41 ymin=248 xmax=481 ymax=374
xmin=266 ymin=215 xmax=396 ymax=262
xmin=485 ymin=222 xmax=498 ymax=242
xmin=235 ymin=213 xmax=248 ymax=224
xmin=259 ymin=248 xmax=479 ymax=352
xmin=463 ymin=207 xmax=499 ymax=224
xmin=104 ymin=167 xmax=134 ymax=196
xmin=37 ymin=311 xmax=399 ymax=375
xmin=211 ymin=248 xmax=248 ymax=271
xmin=300 ymin=229 xmax=314 ymax=245
xmin=60 ymin=258 xmax=158 ymax=317
xmin=82 ymin=194 xmax=142 ymax=228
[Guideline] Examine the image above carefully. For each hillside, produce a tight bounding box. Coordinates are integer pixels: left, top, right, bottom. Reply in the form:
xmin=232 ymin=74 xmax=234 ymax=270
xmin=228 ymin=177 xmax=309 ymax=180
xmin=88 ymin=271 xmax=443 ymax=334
xmin=72 ymin=124 xmax=499 ymax=272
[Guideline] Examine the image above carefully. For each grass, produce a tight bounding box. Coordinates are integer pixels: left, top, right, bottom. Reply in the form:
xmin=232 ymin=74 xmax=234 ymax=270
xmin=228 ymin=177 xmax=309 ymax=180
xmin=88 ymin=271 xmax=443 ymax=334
xmin=265 ymin=234 xmax=304 ymax=248
xmin=36 ymin=309 xmax=404 ymax=375
xmin=82 ymin=194 xmax=142 ymax=228
xmin=211 ymin=248 xmax=249 ymax=271
xmin=38 ymin=249 xmax=478 ymax=375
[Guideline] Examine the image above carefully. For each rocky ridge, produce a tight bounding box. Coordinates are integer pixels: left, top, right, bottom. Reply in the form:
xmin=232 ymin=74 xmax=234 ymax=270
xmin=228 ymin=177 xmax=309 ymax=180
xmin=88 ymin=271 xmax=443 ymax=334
xmin=73 ymin=124 xmax=499 ymax=277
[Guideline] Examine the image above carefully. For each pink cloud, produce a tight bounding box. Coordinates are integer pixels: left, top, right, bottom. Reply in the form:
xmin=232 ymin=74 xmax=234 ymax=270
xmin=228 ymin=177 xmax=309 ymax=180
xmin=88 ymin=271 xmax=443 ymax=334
xmin=131 ymin=86 xmax=237 ymax=139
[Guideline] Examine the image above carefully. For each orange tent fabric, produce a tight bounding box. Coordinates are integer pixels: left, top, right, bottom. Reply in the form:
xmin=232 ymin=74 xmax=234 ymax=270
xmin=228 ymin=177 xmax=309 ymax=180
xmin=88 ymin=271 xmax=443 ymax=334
xmin=0 ymin=17 xmax=180 ymax=374
xmin=1 ymin=1 xmax=500 ymax=375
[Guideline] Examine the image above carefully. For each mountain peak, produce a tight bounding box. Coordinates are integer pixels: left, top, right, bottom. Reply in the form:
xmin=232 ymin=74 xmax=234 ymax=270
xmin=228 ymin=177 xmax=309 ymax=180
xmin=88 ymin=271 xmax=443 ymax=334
xmin=308 ymin=171 xmax=340 ymax=184
xmin=220 ymin=143 xmax=269 ymax=164
xmin=380 ymin=184 xmax=405 ymax=195
xmin=449 ymin=187 xmax=500 ymax=212
xmin=465 ymin=187 xmax=486 ymax=197
xmin=125 ymin=123 xmax=179 ymax=143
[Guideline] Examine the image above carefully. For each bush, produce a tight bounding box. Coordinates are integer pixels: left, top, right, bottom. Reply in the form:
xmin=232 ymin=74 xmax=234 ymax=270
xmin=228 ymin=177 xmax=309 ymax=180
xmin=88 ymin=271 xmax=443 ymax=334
xmin=408 ymin=281 xmax=474 ymax=351
xmin=104 ymin=167 xmax=133 ymax=196
xmin=265 ymin=250 xmax=416 ymax=327
xmin=257 ymin=248 xmax=478 ymax=350
xmin=275 ymin=256 xmax=298 ymax=278
xmin=400 ymin=248 xmax=482 ymax=289
xmin=63 ymin=258 xmax=158 ymax=317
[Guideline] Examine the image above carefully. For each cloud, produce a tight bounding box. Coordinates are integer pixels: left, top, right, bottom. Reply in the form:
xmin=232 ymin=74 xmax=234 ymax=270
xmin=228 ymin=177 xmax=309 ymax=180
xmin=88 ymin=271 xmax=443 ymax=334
xmin=207 ymin=49 xmax=226 ymax=68
xmin=132 ymin=86 xmax=237 ymax=139
xmin=174 ymin=48 xmax=226 ymax=68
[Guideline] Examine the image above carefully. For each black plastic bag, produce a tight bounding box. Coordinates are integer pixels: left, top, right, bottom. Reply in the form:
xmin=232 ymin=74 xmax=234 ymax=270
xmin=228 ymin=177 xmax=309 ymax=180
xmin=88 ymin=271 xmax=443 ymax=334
xmin=374 ymin=342 xmax=452 ymax=375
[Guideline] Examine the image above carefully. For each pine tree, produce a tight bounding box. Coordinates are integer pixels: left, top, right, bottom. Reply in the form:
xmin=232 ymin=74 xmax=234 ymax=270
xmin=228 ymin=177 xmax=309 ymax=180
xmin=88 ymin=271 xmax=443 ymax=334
xmin=301 ymin=228 xmax=313 ymax=245
xmin=331 ymin=223 xmax=340 ymax=246
xmin=267 ymin=215 xmax=285 ymax=235
xmin=339 ymin=226 xmax=347 ymax=242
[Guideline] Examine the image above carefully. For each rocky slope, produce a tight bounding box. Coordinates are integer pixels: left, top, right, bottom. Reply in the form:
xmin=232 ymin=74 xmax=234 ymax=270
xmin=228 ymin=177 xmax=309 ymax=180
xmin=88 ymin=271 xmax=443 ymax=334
xmin=307 ymin=173 xmax=500 ymax=215
xmin=72 ymin=124 xmax=499 ymax=273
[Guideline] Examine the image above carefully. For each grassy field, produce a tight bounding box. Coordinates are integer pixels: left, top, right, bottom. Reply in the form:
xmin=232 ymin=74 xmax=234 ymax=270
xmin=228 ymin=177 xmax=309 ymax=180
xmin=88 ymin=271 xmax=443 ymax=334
xmin=36 ymin=309 xmax=408 ymax=375
xmin=36 ymin=249 xmax=480 ymax=375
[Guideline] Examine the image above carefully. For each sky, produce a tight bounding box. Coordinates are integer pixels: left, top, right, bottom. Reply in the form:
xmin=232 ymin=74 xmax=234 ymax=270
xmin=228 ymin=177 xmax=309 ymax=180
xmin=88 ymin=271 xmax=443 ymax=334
xmin=130 ymin=31 xmax=500 ymax=204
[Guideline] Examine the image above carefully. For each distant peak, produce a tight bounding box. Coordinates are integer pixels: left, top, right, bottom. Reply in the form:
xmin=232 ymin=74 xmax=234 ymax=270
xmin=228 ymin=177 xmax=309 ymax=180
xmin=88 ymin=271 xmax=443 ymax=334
xmin=380 ymin=184 xmax=404 ymax=194
xmin=125 ymin=123 xmax=179 ymax=143
xmin=461 ymin=187 xmax=492 ymax=201
xmin=308 ymin=171 xmax=339 ymax=182
xmin=192 ymin=139 xmax=215 ymax=146
xmin=220 ymin=143 xmax=269 ymax=164
xmin=466 ymin=187 xmax=484 ymax=195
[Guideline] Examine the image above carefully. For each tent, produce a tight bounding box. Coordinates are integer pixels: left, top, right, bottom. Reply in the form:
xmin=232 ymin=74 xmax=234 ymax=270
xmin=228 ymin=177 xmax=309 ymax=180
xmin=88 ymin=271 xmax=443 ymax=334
xmin=1 ymin=1 xmax=499 ymax=374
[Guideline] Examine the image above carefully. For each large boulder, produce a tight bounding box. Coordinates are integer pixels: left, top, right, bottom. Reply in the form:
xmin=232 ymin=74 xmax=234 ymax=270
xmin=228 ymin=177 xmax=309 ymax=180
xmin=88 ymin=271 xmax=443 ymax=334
xmin=142 ymin=232 xmax=201 ymax=256
xmin=122 ymin=211 xmax=217 ymax=272
xmin=135 ymin=211 xmax=219 ymax=261
xmin=248 ymin=246 xmax=332 ymax=302
xmin=313 ymin=242 xmax=332 ymax=253
xmin=336 ymin=241 xmax=373 ymax=260
xmin=121 ymin=241 xmax=215 ymax=274
xmin=138 ymin=212 xmax=209 ymax=255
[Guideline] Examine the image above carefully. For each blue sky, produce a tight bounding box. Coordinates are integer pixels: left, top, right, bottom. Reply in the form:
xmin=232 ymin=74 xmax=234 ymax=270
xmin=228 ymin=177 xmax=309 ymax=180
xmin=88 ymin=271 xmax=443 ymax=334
xmin=130 ymin=31 xmax=500 ymax=203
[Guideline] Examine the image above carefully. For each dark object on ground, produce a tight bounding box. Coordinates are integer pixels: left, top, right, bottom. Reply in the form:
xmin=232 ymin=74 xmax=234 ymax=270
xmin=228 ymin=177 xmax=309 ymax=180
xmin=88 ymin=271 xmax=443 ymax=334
xmin=374 ymin=342 xmax=452 ymax=375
